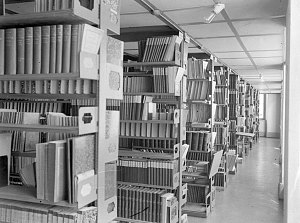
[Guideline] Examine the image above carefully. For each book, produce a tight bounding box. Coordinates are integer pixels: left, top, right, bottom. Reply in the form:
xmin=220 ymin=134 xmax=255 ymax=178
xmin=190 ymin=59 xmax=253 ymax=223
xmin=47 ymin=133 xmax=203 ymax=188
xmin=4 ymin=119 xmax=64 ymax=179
xmin=25 ymin=27 xmax=33 ymax=75
xmin=5 ymin=28 xmax=17 ymax=75
xmin=0 ymin=29 xmax=4 ymax=75
xmin=16 ymin=28 xmax=25 ymax=75
xmin=41 ymin=26 xmax=50 ymax=74
xmin=19 ymin=162 xmax=36 ymax=187
xmin=61 ymin=24 xmax=72 ymax=94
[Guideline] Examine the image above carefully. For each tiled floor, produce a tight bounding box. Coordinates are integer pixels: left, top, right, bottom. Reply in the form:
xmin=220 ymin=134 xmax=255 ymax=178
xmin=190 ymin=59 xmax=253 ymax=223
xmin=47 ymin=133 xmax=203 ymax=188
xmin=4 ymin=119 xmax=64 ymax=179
xmin=188 ymin=137 xmax=283 ymax=223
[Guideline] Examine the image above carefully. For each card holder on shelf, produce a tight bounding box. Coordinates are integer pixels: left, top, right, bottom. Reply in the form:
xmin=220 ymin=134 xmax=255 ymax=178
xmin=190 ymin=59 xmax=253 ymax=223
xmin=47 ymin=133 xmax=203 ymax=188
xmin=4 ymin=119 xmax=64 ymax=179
xmin=76 ymin=171 xmax=97 ymax=208
xmin=78 ymin=107 xmax=98 ymax=135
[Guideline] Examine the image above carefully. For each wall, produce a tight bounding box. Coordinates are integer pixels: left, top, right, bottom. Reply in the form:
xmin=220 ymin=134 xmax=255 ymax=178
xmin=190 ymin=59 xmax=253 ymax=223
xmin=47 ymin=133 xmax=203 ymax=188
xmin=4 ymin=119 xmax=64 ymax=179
xmin=265 ymin=93 xmax=281 ymax=138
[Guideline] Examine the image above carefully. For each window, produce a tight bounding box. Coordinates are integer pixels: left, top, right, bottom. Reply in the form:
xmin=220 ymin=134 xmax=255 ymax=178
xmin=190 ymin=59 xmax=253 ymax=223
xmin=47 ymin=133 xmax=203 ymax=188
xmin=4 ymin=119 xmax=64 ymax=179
xmin=259 ymin=93 xmax=265 ymax=119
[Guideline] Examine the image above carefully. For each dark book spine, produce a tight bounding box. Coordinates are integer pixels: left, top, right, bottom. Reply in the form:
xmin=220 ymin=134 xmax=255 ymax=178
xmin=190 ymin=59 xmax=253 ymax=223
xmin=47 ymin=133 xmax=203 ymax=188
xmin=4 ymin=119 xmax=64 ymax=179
xmin=17 ymin=28 xmax=25 ymax=74
xmin=0 ymin=29 xmax=4 ymax=75
xmin=25 ymin=27 xmax=33 ymax=74
xmin=41 ymin=26 xmax=50 ymax=74
xmin=5 ymin=28 xmax=17 ymax=75
xmin=55 ymin=25 xmax=63 ymax=73
xmin=70 ymin=24 xmax=79 ymax=73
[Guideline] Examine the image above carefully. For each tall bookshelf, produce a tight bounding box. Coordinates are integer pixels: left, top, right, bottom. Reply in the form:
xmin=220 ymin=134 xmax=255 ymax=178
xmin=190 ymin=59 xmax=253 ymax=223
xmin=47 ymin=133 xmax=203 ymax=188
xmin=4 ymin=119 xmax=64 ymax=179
xmin=212 ymin=66 xmax=229 ymax=191
xmin=228 ymin=73 xmax=239 ymax=174
xmin=117 ymin=33 xmax=189 ymax=223
xmin=0 ymin=1 xmax=122 ymax=222
xmin=182 ymin=57 xmax=223 ymax=218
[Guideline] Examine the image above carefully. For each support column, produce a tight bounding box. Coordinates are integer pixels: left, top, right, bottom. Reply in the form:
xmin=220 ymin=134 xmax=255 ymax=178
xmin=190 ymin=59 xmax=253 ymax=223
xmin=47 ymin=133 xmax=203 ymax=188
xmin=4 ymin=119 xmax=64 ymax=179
xmin=284 ymin=0 xmax=300 ymax=222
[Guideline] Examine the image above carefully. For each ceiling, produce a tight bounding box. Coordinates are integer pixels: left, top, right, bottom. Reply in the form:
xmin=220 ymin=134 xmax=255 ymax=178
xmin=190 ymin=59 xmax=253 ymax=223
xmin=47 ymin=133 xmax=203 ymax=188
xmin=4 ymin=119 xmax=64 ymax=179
xmin=120 ymin=0 xmax=287 ymax=93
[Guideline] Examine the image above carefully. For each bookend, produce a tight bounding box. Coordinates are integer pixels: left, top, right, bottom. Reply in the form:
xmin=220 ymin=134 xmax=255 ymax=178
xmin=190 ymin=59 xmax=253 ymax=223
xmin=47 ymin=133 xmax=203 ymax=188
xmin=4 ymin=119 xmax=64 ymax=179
xmin=0 ymin=133 xmax=12 ymax=187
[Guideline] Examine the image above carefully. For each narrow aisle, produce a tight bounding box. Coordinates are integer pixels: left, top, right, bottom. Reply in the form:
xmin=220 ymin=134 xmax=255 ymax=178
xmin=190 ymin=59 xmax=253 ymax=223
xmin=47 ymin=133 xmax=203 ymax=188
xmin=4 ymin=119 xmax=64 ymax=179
xmin=188 ymin=137 xmax=283 ymax=223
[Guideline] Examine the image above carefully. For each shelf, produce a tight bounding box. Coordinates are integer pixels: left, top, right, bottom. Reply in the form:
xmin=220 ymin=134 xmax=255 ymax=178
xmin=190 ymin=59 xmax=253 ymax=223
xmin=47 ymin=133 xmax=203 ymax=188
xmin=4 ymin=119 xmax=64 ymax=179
xmin=187 ymin=122 xmax=211 ymax=128
xmin=119 ymin=149 xmax=177 ymax=160
xmin=187 ymin=78 xmax=210 ymax=81
xmin=187 ymin=99 xmax=211 ymax=104
xmin=119 ymin=136 xmax=177 ymax=140
xmin=120 ymin=120 xmax=175 ymax=124
xmin=11 ymin=151 xmax=36 ymax=158
xmin=152 ymin=99 xmax=179 ymax=104
xmin=0 ymin=73 xmax=89 ymax=81
xmin=124 ymin=72 xmax=153 ymax=77
xmin=0 ymin=123 xmax=79 ymax=133
xmin=117 ymin=181 xmax=175 ymax=190
xmin=124 ymin=92 xmax=175 ymax=96
xmin=183 ymin=172 xmax=208 ymax=178
xmin=123 ymin=61 xmax=180 ymax=67
xmin=0 ymin=10 xmax=97 ymax=28
xmin=182 ymin=203 xmax=211 ymax=218
xmin=115 ymin=217 xmax=156 ymax=223
xmin=0 ymin=93 xmax=96 ymax=100
xmin=0 ymin=185 xmax=76 ymax=207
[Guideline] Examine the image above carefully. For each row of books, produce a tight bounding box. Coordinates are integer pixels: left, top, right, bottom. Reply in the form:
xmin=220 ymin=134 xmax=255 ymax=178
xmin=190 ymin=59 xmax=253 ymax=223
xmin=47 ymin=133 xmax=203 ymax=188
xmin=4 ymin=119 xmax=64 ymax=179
xmin=213 ymin=127 xmax=227 ymax=145
xmin=187 ymin=80 xmax=210 ymax=101
xmin=0 ymin=80 xmax=97 ymax=95
xmin=214 ymin=172 xmax=226 ymax=187
xmin=229 ymin=105 xmax=237 ymax=120
xmin=0 ymin=199 xmax=97 ymax=223
xmin=186 ymin=185 xmax=208 ymax=204
xmin=153 ymin=67 xmax=178 ymax=93
xmin=187 ymin=103 xmax=211 ymax=123
xmin=214 ymin=70 xmax=227 ymax=86
xmin=142 ymin=36 xmax=179 ymax=62
xmin=120 ymin=95 xmax=176 ymax=121
xmin=186 ymin=131 xmax=211 ymax=151
xmin=229 ymin=120 xmax=236 ymax=132
xmin=117 ymin=185 xmax=178 ymax=223
xmin=123 ymin=76 xmax=153 ymax=93
xmin=229 ymin=91 xmax=238 ymax=104
xmin=214 ymin=86 xmax=227 ymax=104
xmin=0 ymin=24 xmax=99 ymax=76
xmin=229 ymin=74 xmax=239 ymax=91
xmin=120 ymin=122 xmax=178 ymax=139
xmin=119 ymin=138 xmax=177 ymax=151
xmin=35 ymin=0 xmax=74 ymax=12
xmin=229 ymin=132 xmax=237 ymax=146
xmin=214 ymin=105 xmax=228 ymax=121
xmin=187 ymin=58 xmax=210 ymax=79
xmin=187 ymin=150 xmax=210 ymax=162
xmin=36 ymin=135 xmax=95 ymax=203
xmin=117 ymin=158 xmax=178 ymax=187
xmin=0 ymin=100 xmax=64 ymax=114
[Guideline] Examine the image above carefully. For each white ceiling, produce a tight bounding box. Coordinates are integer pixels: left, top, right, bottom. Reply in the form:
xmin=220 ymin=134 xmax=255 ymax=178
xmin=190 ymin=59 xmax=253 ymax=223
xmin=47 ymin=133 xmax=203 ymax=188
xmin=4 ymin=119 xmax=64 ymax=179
xmin=121 ymin=0 xmax=287 ymax=93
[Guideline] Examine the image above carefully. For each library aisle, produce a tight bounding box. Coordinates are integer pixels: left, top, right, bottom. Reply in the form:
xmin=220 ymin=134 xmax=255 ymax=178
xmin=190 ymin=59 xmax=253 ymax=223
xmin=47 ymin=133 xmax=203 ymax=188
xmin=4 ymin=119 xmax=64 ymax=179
xmin=189 ymin=138 xmax=283 ymax=223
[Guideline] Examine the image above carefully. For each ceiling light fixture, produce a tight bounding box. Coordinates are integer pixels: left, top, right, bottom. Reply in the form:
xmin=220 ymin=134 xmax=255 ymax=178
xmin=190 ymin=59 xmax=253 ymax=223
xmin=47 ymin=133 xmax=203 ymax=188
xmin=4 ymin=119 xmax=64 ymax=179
xmin=204 ymin=3 xmax=225 ymax=23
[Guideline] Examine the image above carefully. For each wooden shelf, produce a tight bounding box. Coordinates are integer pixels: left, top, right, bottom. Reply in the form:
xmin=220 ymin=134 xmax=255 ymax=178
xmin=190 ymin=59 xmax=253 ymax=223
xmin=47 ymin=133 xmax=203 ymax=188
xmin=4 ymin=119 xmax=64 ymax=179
xmin=123 ymin=61 xmax=180 ymax=67
xmin=183 ymin=172 xmax=208 ymax=178
xmin=187 ymin=99 xmax=211 ymax=104
xmin=188 ymin=78 xmax=210 ymax=81
xmin=182 ymin=202 xmax=211 ymax=218
xmin=0 ymin=123 xmax=79 ymax=133
xmin=0 ymin=93 xmax=96 ymax=100
xmin=187 ymin=122 xmax=211 ymax=128
xmin=117 ymin=181 xmax=175 ymax=190
xmin=0 ymin=10 xmax=97 ymax=28
xmin=0 ymin=185 xmax=76 ymax=207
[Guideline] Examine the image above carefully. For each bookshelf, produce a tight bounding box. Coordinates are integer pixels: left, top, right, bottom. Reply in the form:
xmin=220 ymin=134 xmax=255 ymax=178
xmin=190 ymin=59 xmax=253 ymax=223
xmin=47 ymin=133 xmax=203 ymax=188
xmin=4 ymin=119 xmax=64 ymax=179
xmin=212 ymin=66 xmax=229 ymax=191
xmin=0 ymin=0 xmax=122 ymax=222
xmin=182 ymin=57 xmax=222 ymax=217
xmin=117 ymin=33 xmax=188 ymax=223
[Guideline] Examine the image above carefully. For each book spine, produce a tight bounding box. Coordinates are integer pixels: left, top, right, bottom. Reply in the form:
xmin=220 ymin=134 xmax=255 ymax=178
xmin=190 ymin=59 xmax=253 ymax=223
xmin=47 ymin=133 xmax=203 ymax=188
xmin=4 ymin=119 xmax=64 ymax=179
xmin=25 ymin=27 xmax=33 ymax=75
xmin=33 ymin=26 xmax=42 ymax=74
xmin=17 ymin=28 xmax=25 ymax=75
xmin=5 ymin=28 xmax=17 ymax=75
xmin=55 ymin=25 xmax=63 ymax=73
xmin=41 ymin=26 xmax=50 ymax=74
xmin=61 ymin=24 xmax=72 ymax=94
xmin=0 ymin=29 xmax=4 ymax=75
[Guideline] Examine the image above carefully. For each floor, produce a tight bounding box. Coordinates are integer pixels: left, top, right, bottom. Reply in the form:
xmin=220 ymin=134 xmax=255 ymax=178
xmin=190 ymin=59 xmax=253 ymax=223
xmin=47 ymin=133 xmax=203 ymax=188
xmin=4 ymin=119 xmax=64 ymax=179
xmin=188 ymin=137 xmax=283 ymax=223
